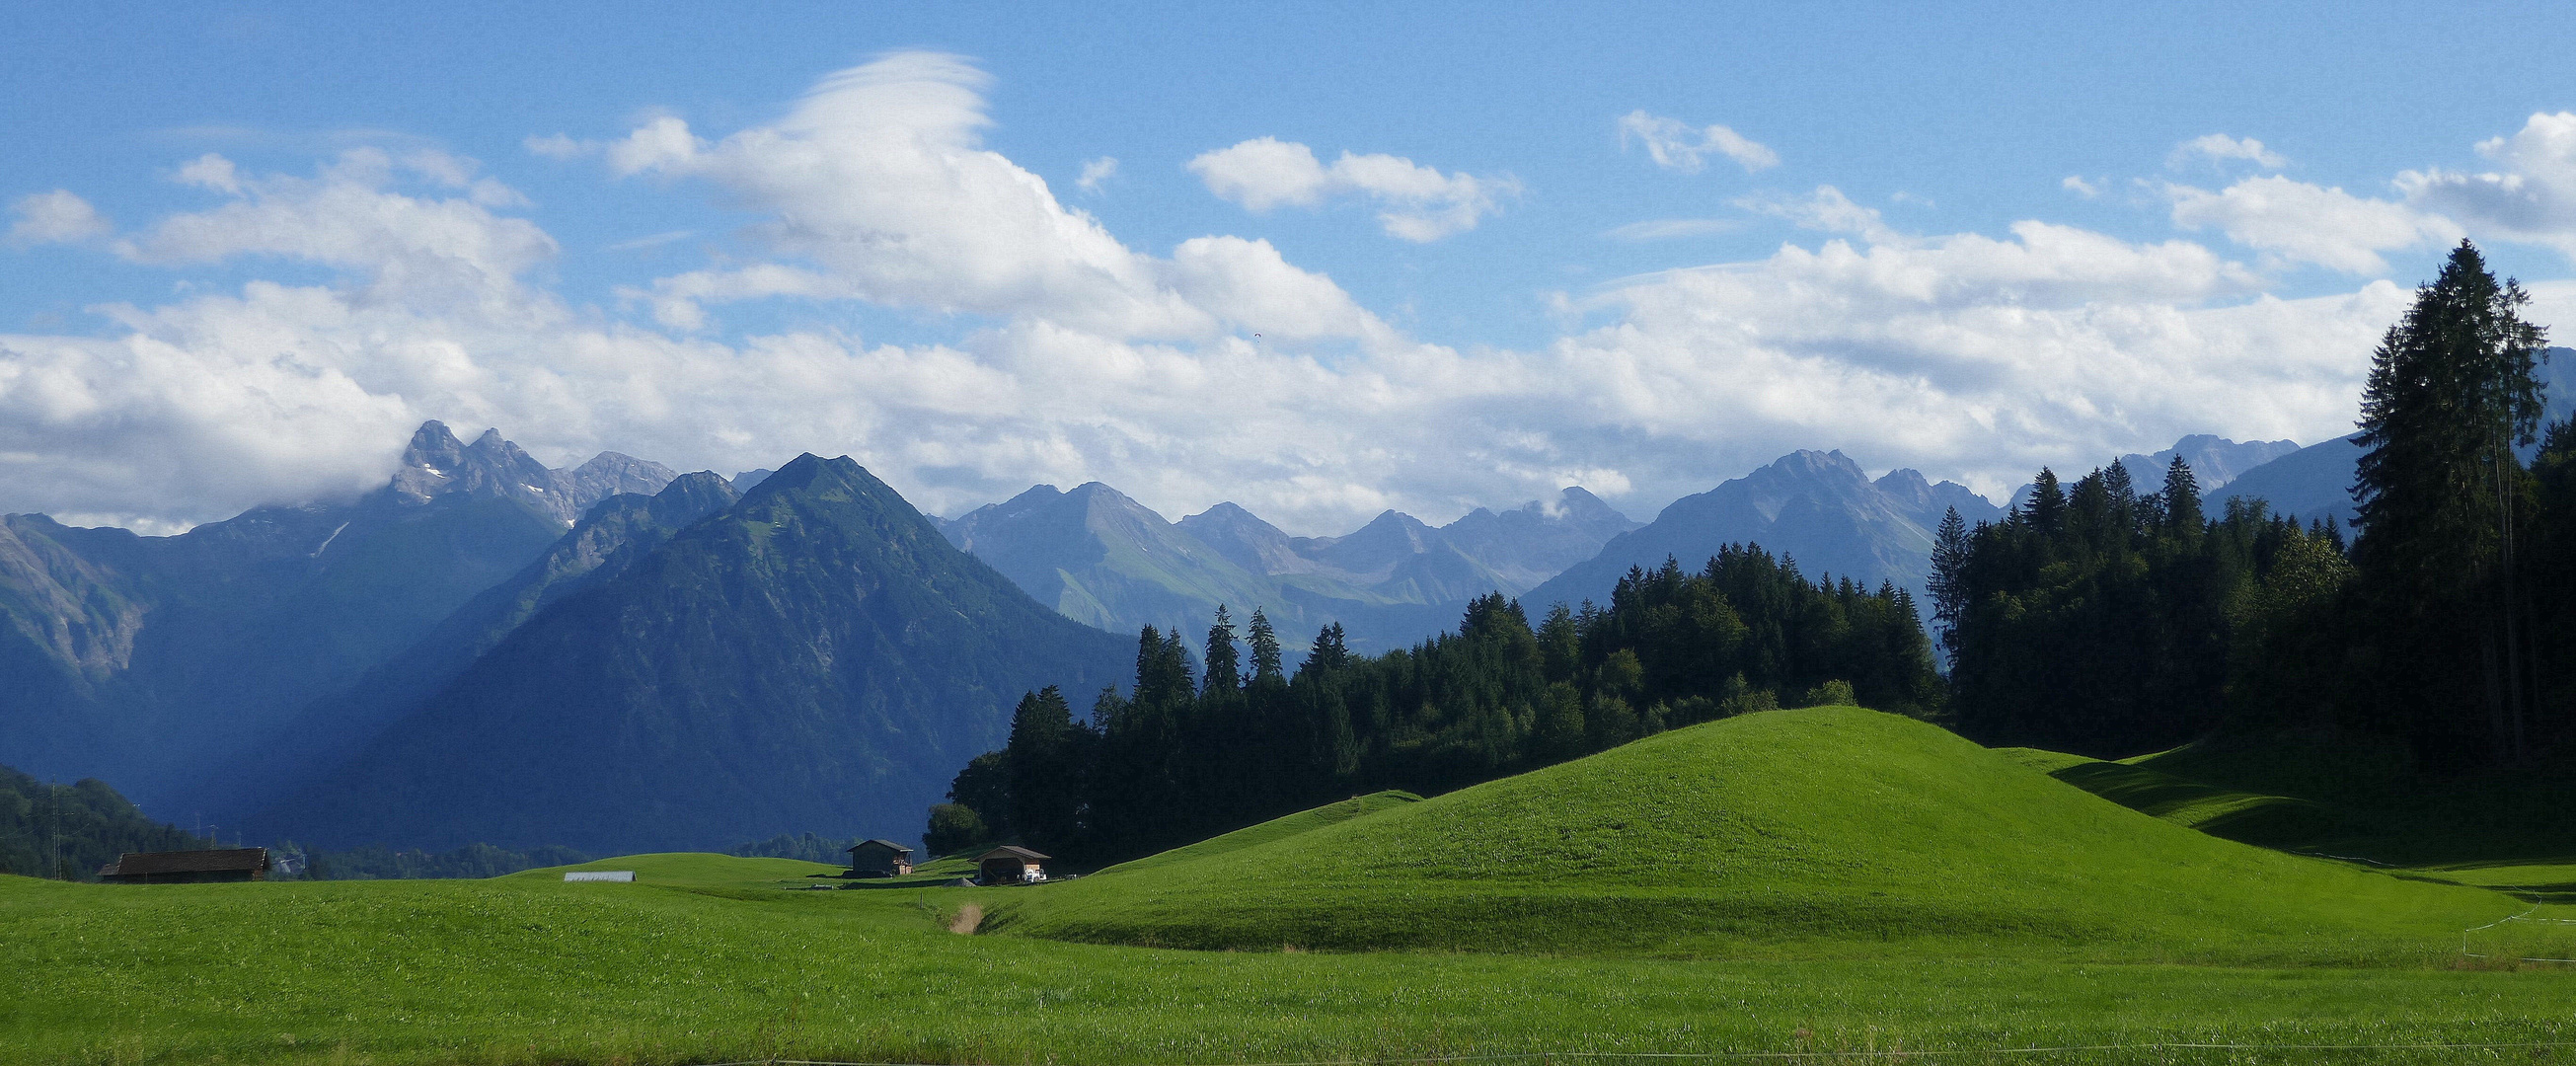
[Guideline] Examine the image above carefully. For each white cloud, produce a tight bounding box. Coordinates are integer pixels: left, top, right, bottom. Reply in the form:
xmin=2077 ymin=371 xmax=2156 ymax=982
xmin=2062 ymin=176 xmax=2100 ymax=198
xmin=1076 ymin=156 xmax=1118 ymax=193
xmin=1605 ymin=218 xmax=1737 ymax=242
xmin=1617 ymin=111 xmax=1778 ymax=174
xmin=0 ymin=52 xmax=2469 ymax=540
xmin=2166 ymin=176 xmax=2459 ymax=274
xmin=2170 ymin=133 xmax=2288 ymax=171
xmin=7 ymin=190 xmax=112 ymax=246
xmin=568 ymin=55 xmax=1399 ymax=339
xmin=114 ymin=149 xmax=556 ymax=307
xmin=2398 ymin=112 xmax=2576 ymax=258
xmin=1187 ymin=136 xmax=1515 ymax=242
xmin=1738 ymin=186 xmax=1901 ymax=244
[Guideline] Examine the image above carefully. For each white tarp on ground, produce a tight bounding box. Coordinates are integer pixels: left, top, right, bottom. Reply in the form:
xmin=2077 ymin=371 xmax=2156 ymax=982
xmin=563 ymin=871 xmax=636 ymax=882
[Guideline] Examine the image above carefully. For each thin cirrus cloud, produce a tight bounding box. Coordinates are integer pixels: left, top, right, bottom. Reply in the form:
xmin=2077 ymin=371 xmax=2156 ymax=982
xmin=1604 ymin=217 xmax=1738 ymax=242
xmin=1186 ymin=136 xmax=1518 ymax=242
xmin=1617 ymin=111 xmax=1779 ymax=174
xmin=9 ymin=50 xmax=2567 ymax=541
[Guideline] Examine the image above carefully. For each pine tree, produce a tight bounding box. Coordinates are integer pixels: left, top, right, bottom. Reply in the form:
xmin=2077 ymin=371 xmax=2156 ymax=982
xmin=1203 ymin=605 xmax=1242 ymax=694
xmin=1247 ymin=608 xmax=1283 ymax=682
xmin=2159 ymin=456 xmax=2202 ymax=541
xmin=1928 ymin=506 xmax=1970 ymax=655
xmin=2026 ymin=469 xmax=2067 ymax=533
xmin=2350 ymin=240 xmax=2549 ymax=761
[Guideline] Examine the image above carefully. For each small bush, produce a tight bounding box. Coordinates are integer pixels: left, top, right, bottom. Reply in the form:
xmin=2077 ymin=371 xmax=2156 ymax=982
xmin=1801 ymin=679 xmax=1856 ymax=708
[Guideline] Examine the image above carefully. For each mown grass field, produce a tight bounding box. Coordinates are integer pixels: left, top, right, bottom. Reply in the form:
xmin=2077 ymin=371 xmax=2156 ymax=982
xmin=6 ymin=709 xmax=2574 ymax=1065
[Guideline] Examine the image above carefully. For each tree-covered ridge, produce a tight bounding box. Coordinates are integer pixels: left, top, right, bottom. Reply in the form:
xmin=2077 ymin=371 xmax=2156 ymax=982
xmin=1933 ymin=456 xmax=2351 ymax=758
xmin=0 ymin=764 xmax=210 ymax=880
xmin=1942 ymin=242 xmax=2576 ymax=771
xmin=938 ymin=545 xmax=1941 ymax=865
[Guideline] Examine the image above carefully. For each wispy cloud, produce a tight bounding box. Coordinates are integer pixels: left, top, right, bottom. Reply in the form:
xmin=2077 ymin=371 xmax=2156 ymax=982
xmin=1076 ymin=156 xmax=1118 ymax=193
xmin=1617 ymin=111 xmax=1778 ymax=174
xmin=606 ymin=230 xmax=695 ymax=252
xmin=1604 ymin=217 xmax=1737 ymax=242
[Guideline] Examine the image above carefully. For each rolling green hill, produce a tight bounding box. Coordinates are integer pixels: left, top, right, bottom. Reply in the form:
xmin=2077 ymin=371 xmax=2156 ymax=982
xmin=987 ymin=707 xmax=2524 ymax=960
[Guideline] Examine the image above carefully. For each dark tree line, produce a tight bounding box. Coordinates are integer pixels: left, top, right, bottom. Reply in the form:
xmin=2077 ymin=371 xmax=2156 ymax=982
xmin=931 ymin=548 xmax=1941 ymax=864
xmin=1943 ymin=241 xmax=2575 ymax=770
xmin=0 ymin=766 xmax=211 ymax=880
xmin=1932 ymin=458 xmax=2348 ymax=758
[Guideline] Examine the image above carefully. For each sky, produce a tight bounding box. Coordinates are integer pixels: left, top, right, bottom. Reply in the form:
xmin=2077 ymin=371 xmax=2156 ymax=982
xmin=11 ymin=2 xmax=2576 ymax=535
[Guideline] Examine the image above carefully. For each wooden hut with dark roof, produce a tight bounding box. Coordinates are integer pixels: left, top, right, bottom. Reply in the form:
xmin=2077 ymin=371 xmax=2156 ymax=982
xmin=845 ymin=839 xmax=914 ymax=877
xmin=976 ymin=845 xmax=1048 ymax=884
xmin=98 ymin=848 xmax=270 ymax=884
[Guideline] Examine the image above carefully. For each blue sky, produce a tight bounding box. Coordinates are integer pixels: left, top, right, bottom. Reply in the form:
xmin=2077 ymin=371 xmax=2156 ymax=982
xmin=10 ymin=2 xmax=2576 ymax=533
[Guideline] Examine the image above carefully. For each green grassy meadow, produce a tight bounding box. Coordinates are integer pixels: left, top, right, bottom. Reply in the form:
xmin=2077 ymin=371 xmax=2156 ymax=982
xmin=6 ymin=708 xmax=2575 ymax=1065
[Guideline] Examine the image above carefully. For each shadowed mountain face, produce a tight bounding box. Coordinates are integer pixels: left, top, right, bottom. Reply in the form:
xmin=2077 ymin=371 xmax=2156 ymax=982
xmin=189 ymin=472 xmax=745 ymax=824
xmin=0 ymin=421 xmax=674 ymax=807
xmin=945 ymin=485 xmax=1637 ymax=653
xmin=1526 ymin=451 xmax=2000 ymax=614
xmin=249 ymin=454 xmax=1133 ymax=854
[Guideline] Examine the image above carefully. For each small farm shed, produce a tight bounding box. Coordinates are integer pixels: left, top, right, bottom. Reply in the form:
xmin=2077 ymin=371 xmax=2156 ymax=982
xmin=976 ymin=845 xmax=1048 ymax=884
xmin=98 ymin=848 xmax=270 ymax=884
xmin=846 ymin=839 xmax=914 ymax=877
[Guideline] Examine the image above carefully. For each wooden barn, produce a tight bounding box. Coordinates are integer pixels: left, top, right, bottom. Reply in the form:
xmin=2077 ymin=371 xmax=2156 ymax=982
xmin=845 ymin=839 xmax=914 ymax=877
xmin=976 ymin=845 xmax=1048 ymax=884
xmin=98 ymin=848 xmax=270 ymax=884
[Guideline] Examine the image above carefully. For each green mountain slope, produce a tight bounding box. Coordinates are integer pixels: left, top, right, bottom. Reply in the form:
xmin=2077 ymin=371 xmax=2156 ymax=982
xmin=989 ymin=708 xmax=2515 ymax=960
xmin=252 ymin=454 xmax=1133 ymax=854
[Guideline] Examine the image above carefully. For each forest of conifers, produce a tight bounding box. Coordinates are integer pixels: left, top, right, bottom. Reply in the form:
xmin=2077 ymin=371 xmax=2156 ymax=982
xmin=937 ymin=241 xmax=2576 ymax=866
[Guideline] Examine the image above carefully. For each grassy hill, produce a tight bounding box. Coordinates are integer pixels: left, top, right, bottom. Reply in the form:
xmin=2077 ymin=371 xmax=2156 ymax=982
xmin=986 ymin=707 xmax=2526 ymax=961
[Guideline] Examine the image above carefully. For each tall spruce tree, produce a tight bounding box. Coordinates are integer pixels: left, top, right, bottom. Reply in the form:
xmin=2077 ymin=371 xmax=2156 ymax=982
xmin=2350 ymin=240 xmax=2547 ymax=762
xmin=1927 ymin=505 xmax=1971 ymax=663
xmin=1247 ymin=608 xmax=1283 ymax=682
xmin=1203 ymin=605 xmax=1242 ymax=694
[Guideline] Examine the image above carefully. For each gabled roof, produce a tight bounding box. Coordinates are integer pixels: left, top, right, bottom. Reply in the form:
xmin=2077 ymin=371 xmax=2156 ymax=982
xmin=101 ymin=848 xmax=269 ymax=876
xmin=847 ymin=838 xmax=913 ymax=855
xmin=976 ymin=845 xmax=1049 ymax=862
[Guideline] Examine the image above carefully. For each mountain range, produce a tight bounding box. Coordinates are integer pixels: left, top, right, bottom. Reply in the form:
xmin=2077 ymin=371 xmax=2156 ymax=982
xmin=12 ymin=403 xmax=2514 ymax=855
xmin=1525 ymin=452 xmax=2002 ymax=615
xmin=249 ymin=454 xmax=1129 ymax=852
xmin=937 ymin=484 xmax=1637 ymax=653
xmin=0 ymin=421 xmax=671 ymax=812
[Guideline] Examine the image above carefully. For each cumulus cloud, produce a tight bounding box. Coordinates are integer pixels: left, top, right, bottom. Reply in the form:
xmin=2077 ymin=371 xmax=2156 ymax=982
xmin=2398 ymin=112 xmax=2576 ymax=258
xmin=550 ymin=55 xmax=1399 ymax=340
xmin=1617 ymin=111 xmax=1779 ymax=174
xmin=114 ymin=148 xmax=556 ymax=310
xmin=1187 ymin=136 xmax=1515 ymax=241
xmin=2169 ymin=133 xmax=2289 ymax=171
xmin=0 ymin=51 xmax=2470 ymax=538
xmin=1076 ymin=156 xmax=1118 ymax=193
xmin=2166 ymin=176 xmax=2459 ymax=274
xmin=8 ymin=190 xmax=112 ymax=246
